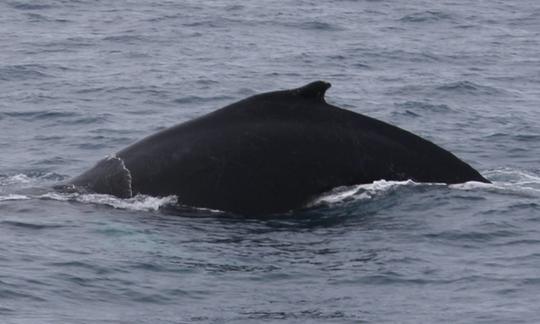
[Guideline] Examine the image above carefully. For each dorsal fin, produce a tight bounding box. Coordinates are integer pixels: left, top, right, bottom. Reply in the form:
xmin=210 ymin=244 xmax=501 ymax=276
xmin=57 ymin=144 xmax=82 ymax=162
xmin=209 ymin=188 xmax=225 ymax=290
xmin=295 ymin=81 xmax=331 ymax=102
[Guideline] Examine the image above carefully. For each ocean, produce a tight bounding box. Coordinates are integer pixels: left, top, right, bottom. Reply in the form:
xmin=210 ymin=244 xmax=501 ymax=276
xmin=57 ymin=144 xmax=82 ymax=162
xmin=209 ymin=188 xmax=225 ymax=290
xmin=1 ymin=0 xmax=540 ymax=323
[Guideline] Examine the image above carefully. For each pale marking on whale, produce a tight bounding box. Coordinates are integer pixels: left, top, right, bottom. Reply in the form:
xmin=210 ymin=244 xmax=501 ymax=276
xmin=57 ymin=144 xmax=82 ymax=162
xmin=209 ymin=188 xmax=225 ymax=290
xmin=106 ymin=154 xmax=133 ymax=197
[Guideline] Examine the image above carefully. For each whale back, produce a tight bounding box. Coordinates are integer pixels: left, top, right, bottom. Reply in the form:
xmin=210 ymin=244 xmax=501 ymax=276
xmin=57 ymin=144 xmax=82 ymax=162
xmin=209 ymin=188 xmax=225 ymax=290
xmin=68 ymin=81 xmax=488 ymax=214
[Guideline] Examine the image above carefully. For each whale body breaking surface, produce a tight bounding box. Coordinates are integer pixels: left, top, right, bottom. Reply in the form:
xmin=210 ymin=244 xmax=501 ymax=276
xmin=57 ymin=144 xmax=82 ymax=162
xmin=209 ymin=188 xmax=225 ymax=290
xmin=64 ymin=81 xmax=489 ymax=215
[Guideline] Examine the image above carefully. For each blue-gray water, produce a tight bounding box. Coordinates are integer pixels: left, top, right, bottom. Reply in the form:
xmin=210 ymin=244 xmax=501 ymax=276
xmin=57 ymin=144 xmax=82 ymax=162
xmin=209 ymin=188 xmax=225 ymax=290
xmin=1 ymin=1 xmax=540 ymax=323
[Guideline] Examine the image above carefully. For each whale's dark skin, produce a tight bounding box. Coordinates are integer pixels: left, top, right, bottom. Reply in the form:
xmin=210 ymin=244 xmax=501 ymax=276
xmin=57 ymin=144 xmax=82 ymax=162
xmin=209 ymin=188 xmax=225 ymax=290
xmin=66 ymin=81 xmax=489 ymax=215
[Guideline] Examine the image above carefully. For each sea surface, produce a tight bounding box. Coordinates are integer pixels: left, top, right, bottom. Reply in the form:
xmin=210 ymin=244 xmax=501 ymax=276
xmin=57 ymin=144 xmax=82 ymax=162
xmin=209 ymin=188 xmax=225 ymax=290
xmin=1 ymin=0 xmax=540 ymax=323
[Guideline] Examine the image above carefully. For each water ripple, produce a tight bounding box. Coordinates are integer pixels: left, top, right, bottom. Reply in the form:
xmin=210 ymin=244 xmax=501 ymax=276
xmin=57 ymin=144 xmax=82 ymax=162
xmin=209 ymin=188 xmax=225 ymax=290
xmin=0 ymin=64 xmax=52 ymax=81
xmin=400 ymin=10 xmax=453 ymax=23
xmin=8 ymin=2 xmax=53 ymax=10
xmin=0 ymin=220 xmax=65 ymax=230
xmin=435 ymin=81 xmax=504 ymax=95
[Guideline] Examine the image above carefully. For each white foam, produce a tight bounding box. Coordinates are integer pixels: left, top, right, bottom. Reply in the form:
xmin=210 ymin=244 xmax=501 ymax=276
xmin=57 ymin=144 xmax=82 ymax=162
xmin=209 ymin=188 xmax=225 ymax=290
xmin=39 ymin=192 xmax=72 ymax=201
xmin=310 ymin=179 xmax=433 ymax=207
xmin=0 ymin=173 xmax=66 ymax=188
xmin=484 ymin=168 xmax=540 ymax=183
xmin=79 ymin=194 xmax=176 ymax=211
xmin=449 ymin=181 xmax=495 ymax=190
xmin=0 ymin=194 xmax=31 ymax=201
xmin=311 ymin=185 xmax=368 ymax=205
xmin=451 ymin=169 xmax=540 ymax=197
xmin=39 ymin=192 xmax=177 ymax=211
xmin=0 ymin=174 xmax=33 ymax=186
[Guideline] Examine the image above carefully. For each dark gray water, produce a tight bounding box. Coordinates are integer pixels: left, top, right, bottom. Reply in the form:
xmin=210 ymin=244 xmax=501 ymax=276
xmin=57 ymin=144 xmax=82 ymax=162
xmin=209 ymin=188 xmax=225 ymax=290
xmin=1 ymin=1 xmax=540 ymax=323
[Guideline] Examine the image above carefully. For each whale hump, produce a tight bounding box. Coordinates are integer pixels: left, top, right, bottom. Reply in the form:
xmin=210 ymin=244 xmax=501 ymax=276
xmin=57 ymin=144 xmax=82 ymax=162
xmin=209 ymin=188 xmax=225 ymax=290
xmin=65 ymin=81 xmax=489 ymax=215
xmin=295 ymin=80 xmax=331 ymax=102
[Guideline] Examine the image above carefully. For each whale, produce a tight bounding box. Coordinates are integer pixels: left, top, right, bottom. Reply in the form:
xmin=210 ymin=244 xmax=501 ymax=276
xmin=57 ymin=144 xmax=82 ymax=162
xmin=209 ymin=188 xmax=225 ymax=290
xmin=64 ymin=81 xmax=489 ymax=215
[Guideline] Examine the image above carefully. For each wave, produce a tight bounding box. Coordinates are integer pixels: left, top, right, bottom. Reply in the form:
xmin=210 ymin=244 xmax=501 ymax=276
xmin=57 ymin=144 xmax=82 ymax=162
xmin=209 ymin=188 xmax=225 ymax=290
xmin=173 ymin=95 xmax=234 ymax=104
xmin=297 ymin=21 xmax=344 ymax=31
xmin=8 ymin=3 xmax=53 ymax=10
xmin=1 ymin=110 xmax=78 ymax=120
xmin=399 ymin=10 xmax=452 ymax=23
xmin=0 ymin=172 xmax=65 ymax=187
xmin=451 ymin=169 xmax=540 ymax=198
xmin=0 ymin=174 xmax=33 ymax=186
xmin=395 ymin=101 xmax=453 ymax=113
xmin=102 ymin=35 xmax=154 ymax=45
xmin=435 ymin=81 xmax=505 ymax=96
xmin=0 ymin=220 xmax=65 ymax=230
xmin=392 ymin=101 xmax=453 ymax=118
xmin=0 ymin=64 xmax=52 ymax=81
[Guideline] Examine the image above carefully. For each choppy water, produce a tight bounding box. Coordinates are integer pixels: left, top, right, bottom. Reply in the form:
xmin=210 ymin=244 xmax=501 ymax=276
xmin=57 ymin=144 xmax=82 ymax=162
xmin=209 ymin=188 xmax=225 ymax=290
xmin=1 ymin=0 xmax=540 ymax=323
